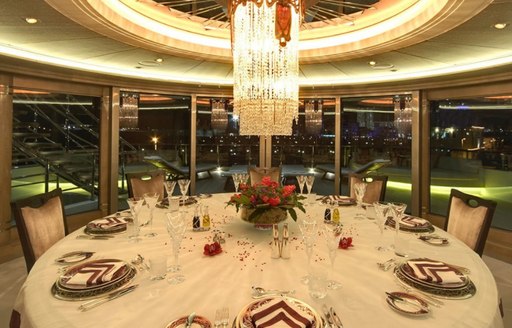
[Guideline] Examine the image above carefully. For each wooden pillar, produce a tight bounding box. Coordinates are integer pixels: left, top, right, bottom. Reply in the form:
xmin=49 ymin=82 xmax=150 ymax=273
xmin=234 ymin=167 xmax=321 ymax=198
xmin=0 ymin=75 xmax=13 ymax=245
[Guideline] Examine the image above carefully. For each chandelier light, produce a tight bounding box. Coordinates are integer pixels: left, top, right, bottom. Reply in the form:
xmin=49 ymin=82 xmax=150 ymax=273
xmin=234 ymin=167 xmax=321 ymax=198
xmin=119 ymin=92 xmax=139 ymax=130
xmin=394 ymin=95 xmax=412 ymax=139
xmin=305 ymin=99 xmax=323 ymax=135
xmin=231 ymin=0 xmax=303 ymax=136
xmin=211 ymin=98 xmax=228 ymax=132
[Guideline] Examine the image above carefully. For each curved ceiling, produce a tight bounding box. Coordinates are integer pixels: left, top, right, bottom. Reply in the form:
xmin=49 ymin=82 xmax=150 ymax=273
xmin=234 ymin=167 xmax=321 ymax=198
xmin=0 ymin=0 xmax=511 ymax=87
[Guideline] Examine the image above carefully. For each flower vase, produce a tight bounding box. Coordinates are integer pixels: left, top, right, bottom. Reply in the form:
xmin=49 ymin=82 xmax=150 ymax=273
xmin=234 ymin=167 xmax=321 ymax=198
xmin=240 ymin=207 xmax=288 ymax=230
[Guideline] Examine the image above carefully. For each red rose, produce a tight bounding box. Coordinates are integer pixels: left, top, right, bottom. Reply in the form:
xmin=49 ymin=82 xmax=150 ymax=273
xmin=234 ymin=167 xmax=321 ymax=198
xmin=338 ymin=237 xmax=353 ymax=249
xmin=203 ymin=242 xmax=223 ymax=256
xmin=261 ymin=176 xmax=272 ymax=186
xmin=282 ymin=185 xmax=295 ymax=197
xmin=267 ymin=196 xmax=281 ymax=206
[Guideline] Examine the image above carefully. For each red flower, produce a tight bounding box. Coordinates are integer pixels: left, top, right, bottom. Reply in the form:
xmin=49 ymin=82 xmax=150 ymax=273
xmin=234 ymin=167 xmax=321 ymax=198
xmin=338 ymin=237 xmax=353 ymax=249
xmin=203 ymin=242 xmax=223 ymax=256
xmin=282 ymin=185 xmax=295 ymax=197
xmin=267 ymin=196 xmax=281 ymax=206
xmin=261 ymin=176 xmax=272 ymax=186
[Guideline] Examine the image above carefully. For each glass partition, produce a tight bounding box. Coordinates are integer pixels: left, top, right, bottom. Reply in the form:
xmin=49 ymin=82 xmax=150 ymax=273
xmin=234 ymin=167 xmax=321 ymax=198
xmin=119 ymin=93 xmax=191 ymax=203
xmin=341 ymin=95 xmax=412 ymax=209
xmin=196 ymin=97 xmax=259 ymax=193
xmin=272 ymin=98 xmax=336 ymax=195
xmin=11 ymin=88 xmax=101 ymax=215
xmin=429 ymin=96 xmax=512 ymax=230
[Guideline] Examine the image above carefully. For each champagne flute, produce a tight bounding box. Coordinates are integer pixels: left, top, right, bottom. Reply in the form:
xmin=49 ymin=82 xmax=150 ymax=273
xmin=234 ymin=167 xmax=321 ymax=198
xmin=296 ymin=175 xmax=306 ymax=194
xmin=354 ymin=182 xmax=367 ymax=219
xmin=233 ymin=173 xmax=241 ymax=193
xmin=373 ymin=201 xmax=390 ymax=251
xmin=177 ymin=179 xmax=191 ymax=204
xmin=143 ymin=192 xmax=159 ymax=237
xmin=126 ymin=197 xmax=144 ymax=242
xmin=164 ymin=180 xmax=176 ymax=198
xmin=299 ymin=218 xmax=318 ymax=284
xmin=323 ymin=224 xmax=343 ymax=289
xmin=305 ymin=175 xmax=315 ymax=194
xmin=165 ymin=211 xmax=187 ymax=284
xmin=389 ymin=202 xmax=407 ymax=257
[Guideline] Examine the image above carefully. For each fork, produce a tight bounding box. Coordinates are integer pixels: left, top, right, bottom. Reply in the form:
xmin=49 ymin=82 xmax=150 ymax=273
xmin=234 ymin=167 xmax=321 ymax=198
xmin=214 ymin=309 xmax=222 ymax=328
xmin=221 ymin=307 xmax=229 ymax=328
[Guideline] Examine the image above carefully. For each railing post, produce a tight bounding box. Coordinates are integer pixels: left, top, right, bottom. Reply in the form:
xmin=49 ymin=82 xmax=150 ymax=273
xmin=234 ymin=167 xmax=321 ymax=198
xmin=90 ymin=154 xmax=96 ymax=200
xmin=45 ymin=161 xmax=50 ymax=193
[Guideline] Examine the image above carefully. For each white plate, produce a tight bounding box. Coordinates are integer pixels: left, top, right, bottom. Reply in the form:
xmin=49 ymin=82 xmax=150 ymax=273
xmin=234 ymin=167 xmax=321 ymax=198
xmin=55 ymin=251 xmax=94 ymax=264
xmin=386 ymin=292 xmax=429 ymax=316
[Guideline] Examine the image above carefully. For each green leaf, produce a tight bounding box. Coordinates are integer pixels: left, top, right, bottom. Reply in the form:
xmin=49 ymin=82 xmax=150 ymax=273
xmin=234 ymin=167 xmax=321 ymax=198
xmin=288 ymin=208 xmax=298 ymax=221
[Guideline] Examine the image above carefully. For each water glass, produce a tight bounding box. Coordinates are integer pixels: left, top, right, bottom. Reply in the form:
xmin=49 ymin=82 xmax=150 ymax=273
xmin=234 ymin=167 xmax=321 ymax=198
xmin=143 ymin=192 xmax=159 ymax=237
xmin=126 ymin=197 xmax=144 ymax=242
xmin=149 ymin=255 xmax=167 ymax=281
xmin=164 ymin=180 xmax=177 ymax=198
xmin=389 ymin=202 xmax=408 ymax=257
xmin=299 ymin=218 xmax=318 ymax=283
xmin=373 ymin=201 xmax=390 ymax=251
xmin=323 ymin=224 xmax=342 ymax=289
xmin=308 ymin=268 xmax=328 ymax=300
xmin=354 ymin=182 xmax=367 ymax=219
xmin=165 ymin=211 xmax=187 ymax=284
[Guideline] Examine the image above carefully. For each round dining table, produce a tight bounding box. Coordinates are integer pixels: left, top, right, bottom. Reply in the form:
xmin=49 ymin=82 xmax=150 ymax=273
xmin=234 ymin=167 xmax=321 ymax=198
xmin=12 ymin=193 xmax=504 ymax=328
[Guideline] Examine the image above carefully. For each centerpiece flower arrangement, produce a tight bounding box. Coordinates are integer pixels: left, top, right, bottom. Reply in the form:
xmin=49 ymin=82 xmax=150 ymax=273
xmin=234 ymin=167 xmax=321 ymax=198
xmin=227 ymin=176 xmax=306 ymax=224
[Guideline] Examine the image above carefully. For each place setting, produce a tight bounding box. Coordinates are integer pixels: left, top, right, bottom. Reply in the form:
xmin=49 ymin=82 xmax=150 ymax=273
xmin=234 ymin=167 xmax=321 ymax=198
xmin=317 ymin=195 xmax=356 ymax=206
xmin=51 ymin=258 xmax=138 ymax=304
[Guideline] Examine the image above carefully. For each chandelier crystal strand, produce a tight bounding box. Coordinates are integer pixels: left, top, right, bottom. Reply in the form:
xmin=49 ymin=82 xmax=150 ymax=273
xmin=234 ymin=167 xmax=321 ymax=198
xmin=232 ymin=0 xmax=302 ymax=136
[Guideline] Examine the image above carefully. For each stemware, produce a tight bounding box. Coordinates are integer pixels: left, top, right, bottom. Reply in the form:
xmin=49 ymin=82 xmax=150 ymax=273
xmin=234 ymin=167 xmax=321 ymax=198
xmin=164 ymin=180 xmax=177 ymax=198
xmin=388 ymin=202 xmax=408 ymax=257
xmin=323 ymin=224 xmax=343 ymax=289
xmin=353 ymin=182 xmax=367 ymax=219
xmin=165 ymin=211 xmax=187 ymax=284
xmin=232 ymin=173 xmax=241 ymax=193
xmin=177 ymin=179 xmax=191 ymax=204
xmin=305 ymin=175 xmax=315 ymax=194
xmin=373 ymin=201 xmax=390 ymax=251
xmin=296 ymin=175 xmax=306 ymax=194
xmin=299 ymin=218 xmax=318 ymax=284
xmin=126 ymin=197 xmax=144 ymax=242
xmin=143 ymin=192 xmax=159 ymax=237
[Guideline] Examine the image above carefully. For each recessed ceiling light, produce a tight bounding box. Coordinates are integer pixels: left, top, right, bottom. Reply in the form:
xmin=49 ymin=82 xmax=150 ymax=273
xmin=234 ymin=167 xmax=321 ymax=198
xmin=24 ymin=17 xmax=38 ymax=24
xmin=494 ymin=23 xmax=508 ymax=29
xmin=155 ymin=58 xmax=163 ymax=63
xmin=368 ymin=61 xmax=377 ymax=66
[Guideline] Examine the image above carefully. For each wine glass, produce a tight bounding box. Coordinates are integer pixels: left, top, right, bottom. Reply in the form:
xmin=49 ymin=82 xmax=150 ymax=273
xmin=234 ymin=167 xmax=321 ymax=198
xmin=373 ymin=201 xmax=390 ymax=251
xmin=126 ymin=197 xmax=144 ymax=242
xmin=177 ymin=179 xmax=191 ymax=204
xmin=165 ymin=211 xmax=187 ymax=284
xmin=323 ymin=224 xmax=343 ymax=289
xmin=305 ymin=175 xmax=315 ymax=194
xmin=296 ymin=175 xmax=306 ymax=194
xmin=353 ymin=182 xmax=367 ymax=219
xmin=164 ymin=180 xmax=176 ymax=198
xmin=143 ymin=192 xmax=159 ymax=237
xmin=299 ymin=218 xmax=318 ymax=284
xmin=232 ymin=173 xmax=241 ymax=192
xmin=389 ymin=202 xmax=407 ymax=257
xmin=239 ymin=173 xmax=250 ymax=186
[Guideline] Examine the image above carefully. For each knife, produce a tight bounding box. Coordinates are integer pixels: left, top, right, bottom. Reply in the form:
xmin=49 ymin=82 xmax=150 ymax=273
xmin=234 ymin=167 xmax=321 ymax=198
xmin=78 ymin=285 xmax=138 ymax=312
xmin=385 ymin=292 xmax=429 ymax=313
xmin=185 ymin=312 xmax=196 ymax=328
xmin=329 ymin=307 xmax=343 ymax=328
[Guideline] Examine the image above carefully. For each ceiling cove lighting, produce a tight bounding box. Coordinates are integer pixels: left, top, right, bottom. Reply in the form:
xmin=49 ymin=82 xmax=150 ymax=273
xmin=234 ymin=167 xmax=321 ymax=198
xmin=231 ymin=0 xmax=303 ymax=136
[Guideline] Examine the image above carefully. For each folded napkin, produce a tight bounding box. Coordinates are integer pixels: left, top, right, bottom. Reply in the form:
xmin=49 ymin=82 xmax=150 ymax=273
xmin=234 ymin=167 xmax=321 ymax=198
xmin=406 ymin=259 xmax=465 ymax=285
xmin=87 ymin=217 xmax=127 ymax=230
xmin=251 ymin=299 xmax=314 ymax=328
xmin=321 ymin=195 xmax=354 ymax=204
xmin=400 ymin=216 xmax=429 ymax=227
xmin=64 ymin=261 xmax=126 ymax=287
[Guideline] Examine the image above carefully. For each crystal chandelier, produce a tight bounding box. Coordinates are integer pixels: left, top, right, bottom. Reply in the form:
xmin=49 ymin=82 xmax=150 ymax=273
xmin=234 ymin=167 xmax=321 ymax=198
xmin=119 ymin=92 xmax=139 ymax=130
xmin=211 ymin=99 xmax=228 ymax=132
xmin=231 ymin=0 xmax=303 ymax=136
xmin=305 ymin=99 xmax=323 ymax=135
xmin=394 ymin=95 xmax=412 ymax=139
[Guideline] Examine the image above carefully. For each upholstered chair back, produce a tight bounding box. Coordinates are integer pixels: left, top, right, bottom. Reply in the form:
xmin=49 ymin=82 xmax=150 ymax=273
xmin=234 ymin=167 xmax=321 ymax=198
xmin=126 ymin=170 xmax=166 ymax=200
xmin=11 ymin=188 xmax=67 ymax=272
xmin=348 ymin=174 xmax=388 ymax=203
xmin=249 ymin=167 xmax=281 ymax=185
xmin=445 ymin=189 xmax=496 ymax=256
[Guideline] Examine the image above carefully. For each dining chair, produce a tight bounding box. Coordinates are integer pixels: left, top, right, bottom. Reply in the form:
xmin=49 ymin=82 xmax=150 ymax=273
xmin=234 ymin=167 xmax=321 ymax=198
xmin=126 ymin=170 xmax=166 ymax=200
xmin=348 ymin=174 xmax=388 ymax=203
xmin=445 ymin=188 xmax=497 ymax=257
xmin=11 ymin=188 xmax=68 ymax=272
xmin=248 ymin=166 xmax=282 ymax=185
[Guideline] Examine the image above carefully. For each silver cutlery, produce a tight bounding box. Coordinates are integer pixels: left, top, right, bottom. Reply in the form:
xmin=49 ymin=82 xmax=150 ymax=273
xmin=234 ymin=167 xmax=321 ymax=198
xmin=78 ymin=285 xmax=138 ymax=311
xmin=76 ymin=235 xmax=113 ymax=240
xmin=221 ymin=307 xmax=229 ymax=328
xmin=395 ymin=282 xmax=444 ymax=307
xmin=251 ymin=286 xmax=295 ymax=298
xmin=329 ymin=307 xmax=343 ymax=328
xmin=377 ymin=258 xmax=396 ymax=271
xmin=185 ymin=312 xmax=196 ymax=328
xmin=321 ymin=304 xmax=336 ymax=328
xmin=386 ymin=292 xmax=429 ymax=313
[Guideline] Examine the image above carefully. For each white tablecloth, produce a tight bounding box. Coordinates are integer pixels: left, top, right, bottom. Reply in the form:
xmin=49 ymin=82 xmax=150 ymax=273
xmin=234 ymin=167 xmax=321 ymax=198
xmin=13 ymin=194 xmax=504 ymax=328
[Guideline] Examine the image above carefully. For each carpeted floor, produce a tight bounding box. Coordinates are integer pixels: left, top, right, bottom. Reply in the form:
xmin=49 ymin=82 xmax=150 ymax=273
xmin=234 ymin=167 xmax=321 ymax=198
xmin=0 ymin=255 xmax=510 ymax=327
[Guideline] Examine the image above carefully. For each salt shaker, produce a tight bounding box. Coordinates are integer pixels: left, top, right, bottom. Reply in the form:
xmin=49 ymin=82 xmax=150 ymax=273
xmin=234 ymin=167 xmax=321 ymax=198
xmin=271 ymin=224 xmax=281 ymax=259
xmin=280 ymin=223 xmax=290 ymax=259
